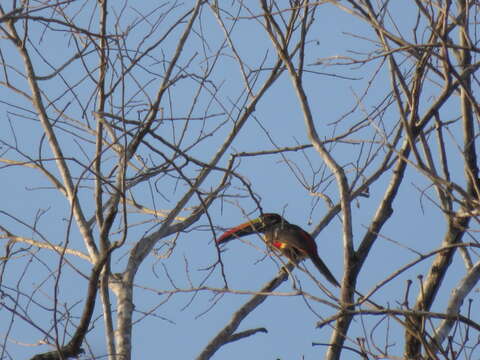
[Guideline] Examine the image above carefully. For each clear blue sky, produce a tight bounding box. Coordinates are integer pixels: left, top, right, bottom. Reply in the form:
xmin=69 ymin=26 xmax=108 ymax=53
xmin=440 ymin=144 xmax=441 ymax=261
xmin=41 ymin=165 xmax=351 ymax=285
xmin=0 ymin=2 xmax=475 ymax=359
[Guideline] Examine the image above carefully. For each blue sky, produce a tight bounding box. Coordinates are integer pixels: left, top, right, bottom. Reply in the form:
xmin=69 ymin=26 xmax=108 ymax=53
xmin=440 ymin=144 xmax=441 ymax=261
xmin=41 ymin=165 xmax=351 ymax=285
xmin=1 ymin=1 xmax=478 ymax=359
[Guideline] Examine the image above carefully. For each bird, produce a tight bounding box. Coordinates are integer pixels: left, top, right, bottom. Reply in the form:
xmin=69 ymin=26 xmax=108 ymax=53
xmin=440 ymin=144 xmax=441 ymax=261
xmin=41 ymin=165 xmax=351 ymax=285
xmin=216 ymin=213 xmax=339 ymax=287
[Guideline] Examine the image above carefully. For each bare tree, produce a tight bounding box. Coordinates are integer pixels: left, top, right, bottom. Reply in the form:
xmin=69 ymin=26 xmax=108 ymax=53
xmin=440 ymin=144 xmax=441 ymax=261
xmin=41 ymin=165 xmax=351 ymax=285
xmin=0 ymin=1 xmax=479 ymax=359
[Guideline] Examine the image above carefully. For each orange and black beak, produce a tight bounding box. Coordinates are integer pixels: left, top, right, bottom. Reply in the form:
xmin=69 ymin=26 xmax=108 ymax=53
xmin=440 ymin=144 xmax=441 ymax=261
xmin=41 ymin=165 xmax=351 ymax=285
xmin=216 ymin=217 xmax=265 ymax=244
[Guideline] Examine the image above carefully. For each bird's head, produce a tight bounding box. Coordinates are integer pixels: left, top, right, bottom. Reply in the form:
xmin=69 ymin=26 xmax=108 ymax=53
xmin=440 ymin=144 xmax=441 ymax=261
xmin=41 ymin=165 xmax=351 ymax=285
xmin=216 ymin=213 xmax=285 ymax=244
xmin=257 ymin=213 xmax=284 ymax=228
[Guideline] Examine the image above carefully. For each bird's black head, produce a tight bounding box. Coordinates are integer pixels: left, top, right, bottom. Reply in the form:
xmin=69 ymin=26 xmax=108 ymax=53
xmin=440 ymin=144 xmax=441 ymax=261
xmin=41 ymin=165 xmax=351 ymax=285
xmin=258 ymin=213 xmax=285 ymax=228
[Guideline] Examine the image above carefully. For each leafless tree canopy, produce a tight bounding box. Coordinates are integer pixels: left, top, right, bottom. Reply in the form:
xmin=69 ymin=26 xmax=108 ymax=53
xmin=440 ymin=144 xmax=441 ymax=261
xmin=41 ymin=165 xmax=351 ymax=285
xmin=1 ymin=1 xmax=479 ymax=359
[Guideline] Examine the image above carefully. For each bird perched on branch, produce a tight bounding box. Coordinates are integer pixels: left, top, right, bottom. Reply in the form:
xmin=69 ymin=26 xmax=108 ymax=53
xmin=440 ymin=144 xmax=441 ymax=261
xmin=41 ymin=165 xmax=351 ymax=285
xmin=216 ymin=213 xmax=339 ymax=287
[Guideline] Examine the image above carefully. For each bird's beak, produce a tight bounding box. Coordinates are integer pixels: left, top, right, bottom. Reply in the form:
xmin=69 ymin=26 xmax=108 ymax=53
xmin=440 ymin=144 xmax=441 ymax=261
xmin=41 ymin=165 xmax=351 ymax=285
xmin=216 ymin=217 xmax=264 ymax=244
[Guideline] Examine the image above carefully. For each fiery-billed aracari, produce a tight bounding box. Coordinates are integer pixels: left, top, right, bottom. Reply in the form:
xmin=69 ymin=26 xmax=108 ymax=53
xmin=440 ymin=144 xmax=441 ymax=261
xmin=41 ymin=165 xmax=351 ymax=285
xmin=216 ymin=213 xmax=339 ymax=287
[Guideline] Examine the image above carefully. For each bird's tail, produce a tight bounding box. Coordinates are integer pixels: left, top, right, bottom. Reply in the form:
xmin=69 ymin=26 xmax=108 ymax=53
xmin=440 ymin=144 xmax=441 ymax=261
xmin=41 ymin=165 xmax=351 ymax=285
xmin=310 ymin=254 xmax=340 ymax=287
